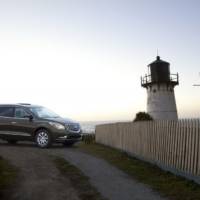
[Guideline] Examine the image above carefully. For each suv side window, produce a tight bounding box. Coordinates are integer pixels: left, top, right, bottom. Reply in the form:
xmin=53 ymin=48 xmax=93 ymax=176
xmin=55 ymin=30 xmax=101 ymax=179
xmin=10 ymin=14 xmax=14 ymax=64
xmin=0 ymin=107 xmax=14 ymax=117
xmin=15 ymin=107 xmax=29 ymax=118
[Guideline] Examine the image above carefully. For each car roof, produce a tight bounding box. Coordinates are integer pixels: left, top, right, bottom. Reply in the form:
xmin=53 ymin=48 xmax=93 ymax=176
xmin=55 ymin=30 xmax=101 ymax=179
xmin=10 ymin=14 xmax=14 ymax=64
xmin=0 ymin=104 xmax=41 ymax=108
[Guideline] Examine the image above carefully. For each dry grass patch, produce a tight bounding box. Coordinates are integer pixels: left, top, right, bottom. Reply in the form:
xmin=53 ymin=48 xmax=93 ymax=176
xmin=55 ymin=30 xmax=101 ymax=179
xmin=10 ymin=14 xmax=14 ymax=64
xmin=0 ymin=156 xmax=17 ymax=199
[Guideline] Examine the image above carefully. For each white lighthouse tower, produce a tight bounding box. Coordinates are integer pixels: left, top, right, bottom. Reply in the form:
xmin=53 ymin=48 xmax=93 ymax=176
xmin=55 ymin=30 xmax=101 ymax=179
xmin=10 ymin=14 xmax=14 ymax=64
xmin=141 ymin=56 xmax=179 ymax=120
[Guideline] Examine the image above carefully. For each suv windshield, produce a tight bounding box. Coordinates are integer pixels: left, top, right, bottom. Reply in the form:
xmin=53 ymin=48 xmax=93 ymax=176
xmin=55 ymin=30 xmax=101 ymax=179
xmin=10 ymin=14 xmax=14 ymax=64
xmin=30 ymin=107 xmax=60 ymax=118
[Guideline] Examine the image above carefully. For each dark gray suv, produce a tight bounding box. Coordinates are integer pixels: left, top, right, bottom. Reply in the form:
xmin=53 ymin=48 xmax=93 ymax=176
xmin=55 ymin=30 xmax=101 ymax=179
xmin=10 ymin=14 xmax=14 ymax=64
xmin=0 ymin=104 xmax=82 ymax=148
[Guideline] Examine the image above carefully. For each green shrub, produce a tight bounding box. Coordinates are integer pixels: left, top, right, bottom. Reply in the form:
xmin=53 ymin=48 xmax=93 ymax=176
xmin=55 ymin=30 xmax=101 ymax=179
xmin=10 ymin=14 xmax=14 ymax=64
xmin=133 ymin=112 xmax=153 ymax=122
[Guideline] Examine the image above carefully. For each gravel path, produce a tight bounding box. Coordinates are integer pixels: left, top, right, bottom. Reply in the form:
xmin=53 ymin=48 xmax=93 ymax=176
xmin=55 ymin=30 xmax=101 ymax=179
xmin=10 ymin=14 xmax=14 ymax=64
xmin=0 ymin=141 xmax=168 ymax=200
xmin=47 ymin=147 xmax=168 ymax=200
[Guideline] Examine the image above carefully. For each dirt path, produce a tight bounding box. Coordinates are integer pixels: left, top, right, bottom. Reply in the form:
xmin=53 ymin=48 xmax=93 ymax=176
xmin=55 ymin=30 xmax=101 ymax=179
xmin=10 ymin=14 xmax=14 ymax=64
xmin=47 ymin=147 xmax=168 ymax=200
xmin=0 ymin=141 xmax=168 ymax=200
xmin=0 ymin=142 xmax=79 ymax=200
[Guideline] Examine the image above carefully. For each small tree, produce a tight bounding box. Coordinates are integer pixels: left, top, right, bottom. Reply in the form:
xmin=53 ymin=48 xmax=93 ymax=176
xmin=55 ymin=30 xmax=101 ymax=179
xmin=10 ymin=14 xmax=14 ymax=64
xmin=133 ymin=112 xmax=153 ymax=122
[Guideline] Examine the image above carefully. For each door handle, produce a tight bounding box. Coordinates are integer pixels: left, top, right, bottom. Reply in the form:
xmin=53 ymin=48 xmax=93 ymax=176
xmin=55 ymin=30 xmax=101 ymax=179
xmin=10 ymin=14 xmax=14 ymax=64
xmin=11 ymin=122 xmax=17 ymax=124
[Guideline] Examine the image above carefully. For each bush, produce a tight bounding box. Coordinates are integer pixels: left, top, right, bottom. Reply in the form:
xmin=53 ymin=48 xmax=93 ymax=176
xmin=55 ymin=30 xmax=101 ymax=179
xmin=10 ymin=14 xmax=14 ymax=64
xmin=133 ymin=112 xmax=153 ymax=122
xmin=82 ymin=134 xmax=95 ymax=144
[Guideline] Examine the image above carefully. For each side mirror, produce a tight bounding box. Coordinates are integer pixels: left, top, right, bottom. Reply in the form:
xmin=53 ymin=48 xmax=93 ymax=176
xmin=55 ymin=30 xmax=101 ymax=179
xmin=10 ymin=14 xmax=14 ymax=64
xmin=24 ymin=115 xmax=33 ymax=121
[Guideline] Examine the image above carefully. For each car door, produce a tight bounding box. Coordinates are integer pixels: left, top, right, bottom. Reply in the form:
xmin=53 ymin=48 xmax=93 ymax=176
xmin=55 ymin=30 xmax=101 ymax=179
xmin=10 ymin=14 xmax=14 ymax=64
xmin=0 ymin=106 xmax=15 ymax=140
xmin=9 ymin=107 xmax=36 ymax=141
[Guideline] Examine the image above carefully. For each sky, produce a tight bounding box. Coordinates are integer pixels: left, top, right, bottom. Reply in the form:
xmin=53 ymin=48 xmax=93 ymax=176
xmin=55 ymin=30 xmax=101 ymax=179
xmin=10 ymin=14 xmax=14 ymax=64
xmin=0 ymin=0 xmax=200 ymax=121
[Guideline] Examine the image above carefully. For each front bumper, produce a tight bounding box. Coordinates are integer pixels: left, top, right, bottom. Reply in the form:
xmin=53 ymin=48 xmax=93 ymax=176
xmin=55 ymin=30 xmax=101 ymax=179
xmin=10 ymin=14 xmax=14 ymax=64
xmin=51 ymin=122 xmax=82 ymax=143
xmin=55 ymin=133 xmax=82 ymax=143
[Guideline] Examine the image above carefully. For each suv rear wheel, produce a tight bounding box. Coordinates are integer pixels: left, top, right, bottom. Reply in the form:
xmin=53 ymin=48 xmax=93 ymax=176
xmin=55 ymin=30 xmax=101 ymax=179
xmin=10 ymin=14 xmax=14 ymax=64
xmin=35 ymin=129 xmax=52 ymax=148
xmin=7 ymin=140 xmax=18 ymax=144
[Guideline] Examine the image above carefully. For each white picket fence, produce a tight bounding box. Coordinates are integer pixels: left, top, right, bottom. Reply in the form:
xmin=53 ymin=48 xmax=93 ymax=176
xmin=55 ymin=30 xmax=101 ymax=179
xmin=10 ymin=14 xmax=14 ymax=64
xmin=95 ymin=120 xmax=200 ymax=183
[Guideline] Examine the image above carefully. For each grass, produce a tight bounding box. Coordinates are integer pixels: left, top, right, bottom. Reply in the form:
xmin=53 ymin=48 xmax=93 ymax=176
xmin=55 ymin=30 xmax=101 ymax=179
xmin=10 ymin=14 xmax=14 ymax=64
xmin=78 ymin=142 xmax=200 ymax=200
xmin=54 ymin=156 xmax=107 ymax=200
xmin=0 ymin=156 xmax=17 ymax=199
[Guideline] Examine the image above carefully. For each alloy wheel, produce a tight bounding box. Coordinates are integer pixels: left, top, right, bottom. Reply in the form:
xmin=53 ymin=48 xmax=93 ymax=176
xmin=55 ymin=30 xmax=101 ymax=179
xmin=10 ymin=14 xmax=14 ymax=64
xmin=36 ymin=130 xmax=50 ymax=148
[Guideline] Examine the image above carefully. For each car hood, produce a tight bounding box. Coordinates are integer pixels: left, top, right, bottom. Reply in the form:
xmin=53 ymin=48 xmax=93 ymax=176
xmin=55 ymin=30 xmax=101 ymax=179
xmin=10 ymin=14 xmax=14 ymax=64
xmin=45 ymin=117 xmax=78 ymax=125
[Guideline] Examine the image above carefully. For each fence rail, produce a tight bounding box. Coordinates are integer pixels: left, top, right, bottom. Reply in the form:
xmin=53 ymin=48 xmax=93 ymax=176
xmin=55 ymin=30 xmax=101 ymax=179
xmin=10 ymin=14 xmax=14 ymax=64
xmin=95 ymin=120 xmax=200 ymax=183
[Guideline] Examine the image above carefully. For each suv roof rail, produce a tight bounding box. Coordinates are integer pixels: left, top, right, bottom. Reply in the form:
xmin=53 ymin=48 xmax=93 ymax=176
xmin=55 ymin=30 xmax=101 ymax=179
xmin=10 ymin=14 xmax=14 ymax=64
xmin=18 ymin=103 xmax=31 ymax=105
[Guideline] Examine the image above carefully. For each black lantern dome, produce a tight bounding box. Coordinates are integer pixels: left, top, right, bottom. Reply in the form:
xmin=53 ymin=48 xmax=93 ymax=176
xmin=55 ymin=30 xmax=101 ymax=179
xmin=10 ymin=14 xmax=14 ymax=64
xmin=141 ymin=56 xmax=179 ymax=87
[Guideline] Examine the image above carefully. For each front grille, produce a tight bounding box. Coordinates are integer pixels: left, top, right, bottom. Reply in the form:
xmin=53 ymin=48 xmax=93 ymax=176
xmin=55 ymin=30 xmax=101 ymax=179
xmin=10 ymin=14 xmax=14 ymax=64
xmin=66 ymin=123 xmax=80 ymax=132
xmin=68 ymin=134 xmax=81 ymax=139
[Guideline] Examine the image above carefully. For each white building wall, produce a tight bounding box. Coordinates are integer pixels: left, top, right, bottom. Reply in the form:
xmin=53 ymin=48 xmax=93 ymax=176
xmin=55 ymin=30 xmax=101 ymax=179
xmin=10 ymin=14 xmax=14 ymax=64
xmin=147 ymin=84 xmax=178 ymax=120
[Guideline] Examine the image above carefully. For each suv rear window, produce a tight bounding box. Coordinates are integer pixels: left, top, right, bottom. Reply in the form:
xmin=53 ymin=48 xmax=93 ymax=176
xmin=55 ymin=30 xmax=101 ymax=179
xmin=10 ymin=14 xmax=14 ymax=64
xmin=15 ymin=107 xmax=29 ymax=118
xmin=0 ymin=107 xmax=14 ymax=117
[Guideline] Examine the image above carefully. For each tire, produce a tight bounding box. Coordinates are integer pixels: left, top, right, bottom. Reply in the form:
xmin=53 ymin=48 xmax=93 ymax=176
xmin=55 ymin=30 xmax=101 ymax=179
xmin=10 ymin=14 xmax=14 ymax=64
xmin=63 ymin=141 xmax=75 ymax=147
xmin=7 ymin=140 xmax=18 ymax=144
xmin=35 ymin=129 xmax=52 ymax=148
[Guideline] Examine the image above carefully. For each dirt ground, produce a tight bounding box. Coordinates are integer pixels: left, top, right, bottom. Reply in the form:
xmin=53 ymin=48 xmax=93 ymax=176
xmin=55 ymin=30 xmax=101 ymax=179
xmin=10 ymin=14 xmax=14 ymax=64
xmin=0 ymin=140 xmax=167 ymax=200
xmin=0 ymin=141 xmax=80 ymax=200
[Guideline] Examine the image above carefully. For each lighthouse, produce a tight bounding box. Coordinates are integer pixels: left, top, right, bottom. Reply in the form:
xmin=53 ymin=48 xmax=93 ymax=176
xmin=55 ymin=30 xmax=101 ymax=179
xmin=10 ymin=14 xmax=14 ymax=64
xmin=141 ymin=56 xmax=179 ymax=120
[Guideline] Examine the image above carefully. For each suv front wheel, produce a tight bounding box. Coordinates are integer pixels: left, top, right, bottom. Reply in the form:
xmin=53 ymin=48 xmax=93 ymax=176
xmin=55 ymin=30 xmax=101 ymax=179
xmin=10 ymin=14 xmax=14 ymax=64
xmin=35 ymin=129 xmax=52 ymax=148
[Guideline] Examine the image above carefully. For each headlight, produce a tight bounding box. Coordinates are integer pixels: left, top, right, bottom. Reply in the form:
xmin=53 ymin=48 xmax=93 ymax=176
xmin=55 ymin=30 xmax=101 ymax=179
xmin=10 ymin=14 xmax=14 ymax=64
xmin=49 ymin=122 xmax=65 ymax=130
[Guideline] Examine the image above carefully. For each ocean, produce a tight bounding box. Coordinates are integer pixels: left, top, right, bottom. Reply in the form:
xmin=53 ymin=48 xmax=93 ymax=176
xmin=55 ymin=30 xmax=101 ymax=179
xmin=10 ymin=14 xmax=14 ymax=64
xmin=80 ymin=121 xmax=117 ymax=134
